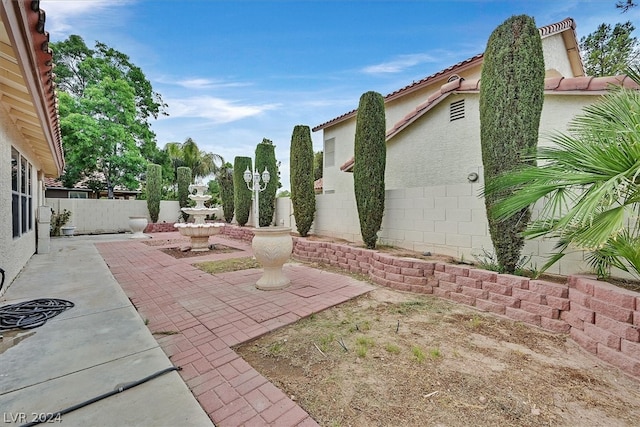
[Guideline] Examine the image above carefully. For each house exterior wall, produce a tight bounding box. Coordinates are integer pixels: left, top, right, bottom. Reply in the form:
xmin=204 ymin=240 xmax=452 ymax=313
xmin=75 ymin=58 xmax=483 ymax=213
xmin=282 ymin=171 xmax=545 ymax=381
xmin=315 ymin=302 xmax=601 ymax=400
xmin=1 ymin=107 xmax=45 ymax=291
xmin=542 ymin=33 xmax=576 ymax=77
xmin=313 ymin=92 xmax=605 ymax=276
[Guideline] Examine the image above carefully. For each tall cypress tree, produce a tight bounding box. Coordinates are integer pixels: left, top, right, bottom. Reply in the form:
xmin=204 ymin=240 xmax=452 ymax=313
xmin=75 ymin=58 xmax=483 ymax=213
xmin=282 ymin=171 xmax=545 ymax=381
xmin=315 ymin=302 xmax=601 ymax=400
xmin=233 ymin=156 xmax=252 ymax=226
xmin=217 ymin=162 xmax=235 ymax=223
xmin=480 ymin=15 xmax=544 ymax=273
xmin=290 ymin=125 xmax=316 ymax=236
xmin=354 ymin=91 xmax=386 ymax=249
xmin=146 ymin=163 xmax=162 ymax=223
xmin=255 ymin=138 xmax=278 ymax=227
xmin=177 ymin=166 xmax=191 ymax=222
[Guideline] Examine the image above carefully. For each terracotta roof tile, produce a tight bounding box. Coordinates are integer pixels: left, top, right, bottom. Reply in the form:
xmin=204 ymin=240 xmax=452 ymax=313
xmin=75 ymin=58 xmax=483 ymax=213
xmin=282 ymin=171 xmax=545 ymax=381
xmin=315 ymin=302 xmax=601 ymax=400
xmin=339 ymin=74 xmax=639 ymax=172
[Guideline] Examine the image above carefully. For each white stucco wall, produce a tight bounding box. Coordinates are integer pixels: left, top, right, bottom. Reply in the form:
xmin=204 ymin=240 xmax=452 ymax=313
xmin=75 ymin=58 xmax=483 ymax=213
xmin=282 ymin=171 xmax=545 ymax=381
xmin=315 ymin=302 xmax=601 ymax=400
xmin=542 ymin=33 xmax=576 ymax=77
xmin=1 ymin=107 xmax=45 ymax=292
xmin=45 ymin=199 xmax=182 ymax=235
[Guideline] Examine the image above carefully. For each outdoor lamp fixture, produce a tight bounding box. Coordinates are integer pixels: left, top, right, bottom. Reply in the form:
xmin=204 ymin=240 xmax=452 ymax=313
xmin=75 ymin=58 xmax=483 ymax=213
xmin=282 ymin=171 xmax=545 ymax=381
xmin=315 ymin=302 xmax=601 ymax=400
xmin=244 ymin=166 xmax=270 ymax=228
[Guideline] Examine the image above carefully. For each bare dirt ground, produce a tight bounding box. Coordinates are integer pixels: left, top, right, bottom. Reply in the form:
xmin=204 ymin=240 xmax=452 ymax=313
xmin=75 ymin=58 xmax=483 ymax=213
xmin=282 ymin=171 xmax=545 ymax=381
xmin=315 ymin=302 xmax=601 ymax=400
xmin=235 ymin=287 xmax=640 ymax=427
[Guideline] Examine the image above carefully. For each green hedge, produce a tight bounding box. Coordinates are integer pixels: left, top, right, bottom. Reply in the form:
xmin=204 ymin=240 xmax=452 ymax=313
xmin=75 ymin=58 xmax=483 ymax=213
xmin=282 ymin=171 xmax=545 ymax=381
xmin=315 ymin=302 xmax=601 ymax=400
xmin=233 ymin=156 xmax=252 ymax=226
xmin=146 ymin=163 xmax=161 ymax=223
xmin=290 ymin=125 xmax=315 ymax=236
xmin=480 ymin=15 xmax=544 ymax=273
xmin=255 ymin=138 xmax=278 ymax=227
xmin=354 ymin=91 xmax=386 ymax=249
xmin=177 ymin=166 xmax=191 ymax=221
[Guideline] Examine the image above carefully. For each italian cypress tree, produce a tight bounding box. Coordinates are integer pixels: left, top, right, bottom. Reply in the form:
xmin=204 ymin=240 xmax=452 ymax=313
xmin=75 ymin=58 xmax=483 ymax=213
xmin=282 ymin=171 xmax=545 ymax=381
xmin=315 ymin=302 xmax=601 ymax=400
xmin=217 ymin=162 xmax=235 ymax=223
xmin=290 ymin=125 xmax=316 ymax=236
xmin=255 ymin=138 xmax=278 ymax=227
xmin=177 ymin=166 xmax=191 ymax=222
xmin=146 ymin=163 xmax=162 ymax=223
xmin=233 ymin=156 xmax=252 ymax=226
xmin=480 ymin=15 xmax=545 ymax=273
xmin=354 ymin=91 xmax=386 ymax=249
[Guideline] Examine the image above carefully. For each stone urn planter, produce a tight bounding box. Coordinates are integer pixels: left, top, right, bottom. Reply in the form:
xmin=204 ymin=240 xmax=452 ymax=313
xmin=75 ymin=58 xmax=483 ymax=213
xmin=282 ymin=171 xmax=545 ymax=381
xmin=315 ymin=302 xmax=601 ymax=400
xmin=251 ymin=226 xmax=293 ymax=290
xmin=60 ymin=226 xmax=76 ymax=237
xmin=128 ymin=216 xmax=149 ymax=239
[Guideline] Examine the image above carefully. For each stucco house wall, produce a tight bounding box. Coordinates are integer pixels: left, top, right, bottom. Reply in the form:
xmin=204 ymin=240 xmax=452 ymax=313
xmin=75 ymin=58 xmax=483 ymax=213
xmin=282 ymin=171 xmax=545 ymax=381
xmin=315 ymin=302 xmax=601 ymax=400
xmin=310 ymin=18 xmax=630 ymax=277
xmin=0 ymin=107 xmax=39 ymax=288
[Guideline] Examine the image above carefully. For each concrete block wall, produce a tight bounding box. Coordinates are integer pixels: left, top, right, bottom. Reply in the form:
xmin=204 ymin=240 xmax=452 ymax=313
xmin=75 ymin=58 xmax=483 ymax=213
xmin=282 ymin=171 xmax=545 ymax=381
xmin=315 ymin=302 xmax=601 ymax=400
xmin=45 ymin=198 xmax=181 ymax=234
xmin=282 ymin=234 xmax=640 ymax=379
xmin=314 ymin=185 xmax=587 ymax=276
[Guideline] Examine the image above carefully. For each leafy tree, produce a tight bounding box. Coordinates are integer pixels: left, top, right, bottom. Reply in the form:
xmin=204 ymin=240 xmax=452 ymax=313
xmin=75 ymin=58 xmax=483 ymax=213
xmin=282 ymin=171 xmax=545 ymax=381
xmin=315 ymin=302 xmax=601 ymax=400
xmin=314 ymin=151 xmax=324 ymax=181
xmin=277 ymin=190 xmax=291 ymax=198
xmin=255 ymin=138 xmax=278 ymax=226
xmin=233 ymin=157 xmax=252 ymax=226
xmin=580 ymin=21 xmax=639 ymax=76
xmin=177 ymin=167 xmax=191 ymax=222
xmin=51 ymin=35 xmax=167 ymax=198
xmin=165 ymin=138 xmax=222 ymax=183
xmin=58 ymin=79 xmax=145 ymax=198
xmin=290 ymin=125 xmax=316 ymax=236
xmin=487 ymin=71 xmax=640 ymax=279
xmin=216 ymin=162 xmax=235 ymax=223
xmin=354 ymin=91 xmax=386 ymax=249
xmin=146 ymin=164 xmax=162 ymax=223
xmin=479 ymin=15 xmax=545 ymax=274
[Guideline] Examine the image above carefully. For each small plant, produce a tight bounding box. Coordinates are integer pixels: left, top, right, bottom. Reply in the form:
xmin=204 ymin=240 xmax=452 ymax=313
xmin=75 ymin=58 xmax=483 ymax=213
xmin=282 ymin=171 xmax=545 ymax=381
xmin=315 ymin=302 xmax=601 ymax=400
xmin=412 ymin=346 xmax=426 ymax=363
xmin=356 ymin=336 xmax=375 ymax=358
xmin=268 ymin=341 xmax=284 ymax=355
xmin=472 ymin=248 xmax=536 ymax=277
xmin=384 ymin=343 xmax=401 ymax=354
xmin=319 ymin=333 xmax=335 ymax=353
xmin=429 ymin=347 xmax=442 ymax=359
xmin=50 ymin=208 xmax=71 ymax=236
xmin=469 ymin=315 xmax=483 ymax=329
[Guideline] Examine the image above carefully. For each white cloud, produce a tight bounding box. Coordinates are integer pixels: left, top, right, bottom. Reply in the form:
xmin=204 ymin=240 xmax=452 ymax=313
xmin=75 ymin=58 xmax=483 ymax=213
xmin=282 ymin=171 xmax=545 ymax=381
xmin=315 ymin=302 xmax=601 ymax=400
xmin=43 ymin=0 xmax=133 ymax=35
xmin=164 ymin=96 xmax=280 ymax=124
xmin=174 ymin=78 xmax=251 ymax=90
xmin=362 ymin=53 xmax=437 ymax=74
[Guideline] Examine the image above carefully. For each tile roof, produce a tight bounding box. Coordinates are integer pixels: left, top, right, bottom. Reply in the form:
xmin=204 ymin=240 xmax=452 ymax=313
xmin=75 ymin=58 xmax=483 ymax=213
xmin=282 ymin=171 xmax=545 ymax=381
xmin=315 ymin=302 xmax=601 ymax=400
xmin=313 ymin=18 xmax=581 ymax=133
xmin=339 ymin=74 xmax=640 ymax=172
xmin=0 ymin=1 xmax=63 ymax=175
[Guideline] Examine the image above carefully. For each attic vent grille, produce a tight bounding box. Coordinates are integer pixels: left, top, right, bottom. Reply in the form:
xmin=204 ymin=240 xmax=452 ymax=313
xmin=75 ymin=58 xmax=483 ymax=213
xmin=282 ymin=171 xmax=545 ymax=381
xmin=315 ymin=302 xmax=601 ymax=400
xmin=450 ymin=99 xmax=465 ymax=121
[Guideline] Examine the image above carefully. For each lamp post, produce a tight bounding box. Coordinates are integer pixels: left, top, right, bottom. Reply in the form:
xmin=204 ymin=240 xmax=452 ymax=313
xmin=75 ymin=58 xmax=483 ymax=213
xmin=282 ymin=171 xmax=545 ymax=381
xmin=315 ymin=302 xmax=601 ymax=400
xmin=244 ymin=166 xmax=270 ymax=228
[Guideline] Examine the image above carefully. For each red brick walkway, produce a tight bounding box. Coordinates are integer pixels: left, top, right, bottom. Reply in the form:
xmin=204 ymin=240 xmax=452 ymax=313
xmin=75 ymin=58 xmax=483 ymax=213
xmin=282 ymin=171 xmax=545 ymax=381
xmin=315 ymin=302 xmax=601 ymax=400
xmin=96 ymin=233 xmax=374 ymax=426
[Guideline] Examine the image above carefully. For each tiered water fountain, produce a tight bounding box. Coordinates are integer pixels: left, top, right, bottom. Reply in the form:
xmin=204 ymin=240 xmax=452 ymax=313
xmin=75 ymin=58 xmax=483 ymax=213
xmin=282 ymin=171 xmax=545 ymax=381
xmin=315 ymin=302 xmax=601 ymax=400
xmin=174 ymin=182 xmax=224 ymax=251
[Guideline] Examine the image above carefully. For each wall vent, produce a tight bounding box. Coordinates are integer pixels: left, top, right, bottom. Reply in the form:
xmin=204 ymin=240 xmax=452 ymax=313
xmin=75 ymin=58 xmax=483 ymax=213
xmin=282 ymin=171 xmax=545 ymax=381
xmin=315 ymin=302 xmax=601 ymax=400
xmin=450 ymin=99 xmax=465 ymax=121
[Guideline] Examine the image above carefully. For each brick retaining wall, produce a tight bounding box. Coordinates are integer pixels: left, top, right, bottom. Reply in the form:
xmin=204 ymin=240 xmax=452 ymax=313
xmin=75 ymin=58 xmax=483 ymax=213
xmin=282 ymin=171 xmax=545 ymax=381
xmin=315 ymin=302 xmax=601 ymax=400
xmin=220 ymin=226 xmax=640 ymax=378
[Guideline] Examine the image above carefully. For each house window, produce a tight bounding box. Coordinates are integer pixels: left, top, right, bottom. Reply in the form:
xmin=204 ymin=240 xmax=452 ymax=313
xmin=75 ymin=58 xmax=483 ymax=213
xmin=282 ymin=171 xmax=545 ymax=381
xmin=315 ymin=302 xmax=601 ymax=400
xmin=325 ymin=138 xmax=335 ymax=167
xmin=69 ymin=191 xmax=88 ymax=199
xmin=450 ymin=99 xmax=465 ymax=121
xmin=11 ymin=147 xmax=33 ymax=238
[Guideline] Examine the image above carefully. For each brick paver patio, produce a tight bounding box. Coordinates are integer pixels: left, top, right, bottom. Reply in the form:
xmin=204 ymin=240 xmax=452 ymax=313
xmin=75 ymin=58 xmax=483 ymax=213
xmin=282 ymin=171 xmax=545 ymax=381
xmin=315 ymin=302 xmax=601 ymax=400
xmin=97 ymin=232 xmax=374 ymax=426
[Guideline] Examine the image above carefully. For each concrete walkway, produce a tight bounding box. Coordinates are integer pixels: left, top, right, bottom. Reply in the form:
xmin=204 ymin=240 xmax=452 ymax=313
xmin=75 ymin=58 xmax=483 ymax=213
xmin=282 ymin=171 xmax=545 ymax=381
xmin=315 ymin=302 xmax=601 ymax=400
xmin=1 ymin=232 xmax=374 ymax=426
xmin=96 ymin=232 xmax=374 ymax=426
xmin=0 ymin=234 xmax=213 ymax=426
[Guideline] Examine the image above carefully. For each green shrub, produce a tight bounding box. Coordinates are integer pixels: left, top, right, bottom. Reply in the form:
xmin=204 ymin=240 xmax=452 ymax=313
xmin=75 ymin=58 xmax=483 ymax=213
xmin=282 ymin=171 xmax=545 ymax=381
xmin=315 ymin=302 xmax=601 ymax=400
xmin=255 ymin=138 xmax=278 ymax=226
xmin=50 ymin=208 xmax=71 ymax=236
xmin=479 ymin=15 xmax=544 ymax=273
xmin=354 ymin=91 xmax=386 ymax=249
xmin=217 ymin=162 xmax=235 ymax=223
xmin=233 ymin=156 xmax=252 ymax=226
xmin=146 ymin=163 xmax=162 ymax=223
xmin=290 ymin=125 xmax=316 ymax=236
xmin=177 ymin=166 xmax=191 ymax=221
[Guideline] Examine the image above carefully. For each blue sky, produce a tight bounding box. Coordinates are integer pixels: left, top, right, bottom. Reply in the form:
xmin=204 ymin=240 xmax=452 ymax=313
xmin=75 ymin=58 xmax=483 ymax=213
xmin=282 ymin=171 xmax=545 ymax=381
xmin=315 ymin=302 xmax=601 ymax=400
xmin=43 ymin=0 xmax=640 ymax=191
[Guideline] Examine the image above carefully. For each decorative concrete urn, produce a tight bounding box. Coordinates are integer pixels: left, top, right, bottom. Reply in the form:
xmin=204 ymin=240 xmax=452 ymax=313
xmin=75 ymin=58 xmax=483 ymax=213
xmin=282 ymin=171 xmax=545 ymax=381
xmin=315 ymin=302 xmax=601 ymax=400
xmin=251 ymin=227 xmax=293 ymax=290
xmin=128 ymin=216 xmax=149 ymax=239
